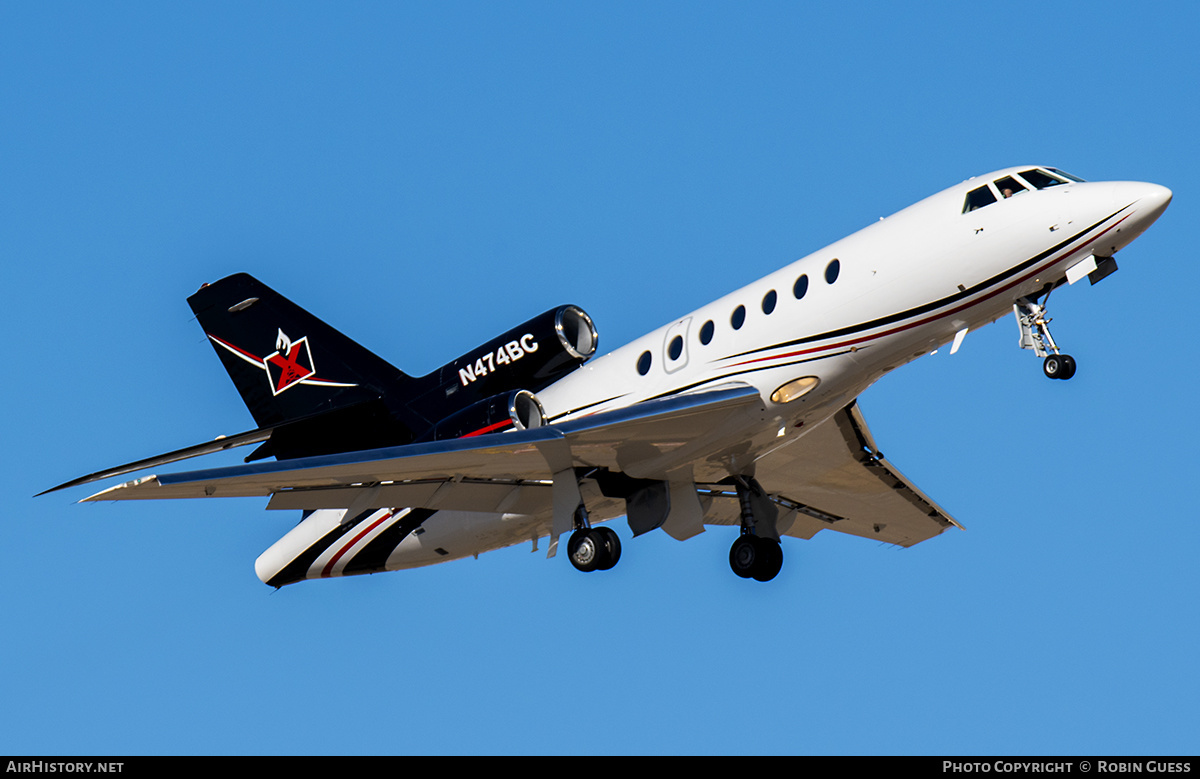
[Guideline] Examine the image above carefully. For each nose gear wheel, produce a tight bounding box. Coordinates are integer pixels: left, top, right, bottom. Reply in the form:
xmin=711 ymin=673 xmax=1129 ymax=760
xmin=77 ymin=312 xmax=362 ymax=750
xmin=1015 ymin=292 xmax=1076 ymax=380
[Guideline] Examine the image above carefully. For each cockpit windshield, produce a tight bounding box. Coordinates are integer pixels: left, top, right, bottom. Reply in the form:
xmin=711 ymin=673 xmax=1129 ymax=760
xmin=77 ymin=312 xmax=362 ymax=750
xmin=963 ymin=185 xmax=997 ymax=212
xmin=1018 ymin=169 xmax=1068 ymax=189
xmin=1045 ymin=168 xmax=1086 ymax=183
xmin=962 ymin=167 xmax=1082 ymax=214
xmin=994 ymin=176 xmax=1029 ymax=198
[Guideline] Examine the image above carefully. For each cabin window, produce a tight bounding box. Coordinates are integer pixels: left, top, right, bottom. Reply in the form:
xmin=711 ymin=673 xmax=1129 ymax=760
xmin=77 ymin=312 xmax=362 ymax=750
xmin=994 ymin=176 xmax=1028 ymax=199
xmin=825 ymin=259 xmax=840 ymax=284
xmin=762 ymin=290 xmax=777 ymax=314
xmin=699 ymin=319 xmax=715 ymax=345
xmin=637 ymin=351 xmax=652 ymax=375
xmin=963 ymin=185 xmax=997 ymax=213
xmin=731 ymin=305 xmax=746 ymax=330
xmin=793 ymin=274 xmax=809 ymax=299
xmin=668 ymin=335 xmax=683 ymax=360
xmin=1018 ymin=169 xmax=1068 ymax=190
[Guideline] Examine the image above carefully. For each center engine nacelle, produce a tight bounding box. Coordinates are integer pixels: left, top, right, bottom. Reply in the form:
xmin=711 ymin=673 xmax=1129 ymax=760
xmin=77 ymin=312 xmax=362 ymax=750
xmin=405 ymin=305 xmax=598 ymax=425
xmin=417 ymin=389 xmax=548 ymax=442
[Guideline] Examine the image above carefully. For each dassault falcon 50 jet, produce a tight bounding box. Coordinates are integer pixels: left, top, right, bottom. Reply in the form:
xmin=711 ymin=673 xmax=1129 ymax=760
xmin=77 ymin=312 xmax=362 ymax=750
xmin=43 ymin=166 xmax=1172 ymax=586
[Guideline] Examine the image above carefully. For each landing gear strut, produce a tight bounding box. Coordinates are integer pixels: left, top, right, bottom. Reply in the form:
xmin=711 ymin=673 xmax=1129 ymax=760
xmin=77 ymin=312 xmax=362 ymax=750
xmin=727 ymin=477 xmax=783 ymax=582
xmin=1015 ymin=292 xmax=1076 ymax=380
xmin=566 ymin=504 xmax=621 ymax=573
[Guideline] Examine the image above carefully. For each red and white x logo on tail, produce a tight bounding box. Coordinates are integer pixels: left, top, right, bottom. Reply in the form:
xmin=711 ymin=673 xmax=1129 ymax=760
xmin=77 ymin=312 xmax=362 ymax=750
xmin=206 ymin=329 xmax=357 ymax=395
xmin=265 ymin=330 xmax=316 ymax=395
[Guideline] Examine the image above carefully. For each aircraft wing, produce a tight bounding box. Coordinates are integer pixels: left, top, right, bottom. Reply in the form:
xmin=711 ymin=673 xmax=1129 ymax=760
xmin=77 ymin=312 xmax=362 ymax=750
xmin=78 ymin=384 xmax=768 ymax=517
xmin=700 ymin=401 xmax=962 ymax=547
xmin=73 ymin=384 xmax=958 ymax=550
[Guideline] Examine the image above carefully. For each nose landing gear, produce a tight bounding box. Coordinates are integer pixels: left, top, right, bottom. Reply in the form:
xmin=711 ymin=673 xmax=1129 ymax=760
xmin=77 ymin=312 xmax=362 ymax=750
xmin=1015 ymin=293 xmax=1076 ymax=380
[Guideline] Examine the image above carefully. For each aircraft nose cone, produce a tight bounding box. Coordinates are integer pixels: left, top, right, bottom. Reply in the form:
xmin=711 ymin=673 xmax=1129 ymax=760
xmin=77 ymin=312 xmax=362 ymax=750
xmin=1101 ymin=181 xmax=1172 ymax=255
xmin=1140 ymin=183 xmax=1173 ymax=222
xmin=1125 ymin=182 xmax=1172 ymax=237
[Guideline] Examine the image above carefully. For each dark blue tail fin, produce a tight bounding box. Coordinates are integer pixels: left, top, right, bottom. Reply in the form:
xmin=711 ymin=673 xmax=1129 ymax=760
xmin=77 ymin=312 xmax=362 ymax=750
xmin=188 ymin=273 xmax=417 ymax=459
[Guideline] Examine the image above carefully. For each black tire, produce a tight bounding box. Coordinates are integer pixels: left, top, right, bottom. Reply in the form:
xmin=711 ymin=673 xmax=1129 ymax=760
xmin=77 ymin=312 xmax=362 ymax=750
xmin=1043 ymin=354 xmax=1064 ymax=379
xmin=729 ymin=535 xmax=759 ymax=578
xmin=594 ymin=526 xmax=621 ymax=570
xmin=752 ymin=538 xmax=783 ymax=582
xmin=1059 ymin=354 xmax=1077 ymax=380
xmin=567 ymin=529 xmax=602 ymax=573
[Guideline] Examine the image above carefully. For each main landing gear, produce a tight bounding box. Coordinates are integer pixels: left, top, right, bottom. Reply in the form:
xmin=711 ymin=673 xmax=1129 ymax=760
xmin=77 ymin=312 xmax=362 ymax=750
xmin=729 ymin=534 xmax=783 ymax=582
xmin=727 ymin=477 xmax=783 ymax=582
xmin=1015 ymin=292 xmax=1076 ymax=380
xmin=564 ymin=480 xmax=787 ymax=581
xmin=567 ymin=504 xmax=621 ymax=573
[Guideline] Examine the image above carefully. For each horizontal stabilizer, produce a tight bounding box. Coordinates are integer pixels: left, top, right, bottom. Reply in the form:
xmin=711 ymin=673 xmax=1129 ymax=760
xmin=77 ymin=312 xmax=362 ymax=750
xmin=40 ymin=398 xmax=417 ymax=496
xmin=38 ymin=427 xmax=272 ymax=497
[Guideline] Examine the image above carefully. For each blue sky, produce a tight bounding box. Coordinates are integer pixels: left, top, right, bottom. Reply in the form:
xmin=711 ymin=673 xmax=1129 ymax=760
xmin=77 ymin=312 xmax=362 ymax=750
xmin=4 ymin=1 xmax=1197 ymax=755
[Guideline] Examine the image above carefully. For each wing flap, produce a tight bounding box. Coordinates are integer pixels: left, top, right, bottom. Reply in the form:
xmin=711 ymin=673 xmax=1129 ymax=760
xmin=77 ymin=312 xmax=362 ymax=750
xmin=264 ymin=479 xmax=553 ymax=514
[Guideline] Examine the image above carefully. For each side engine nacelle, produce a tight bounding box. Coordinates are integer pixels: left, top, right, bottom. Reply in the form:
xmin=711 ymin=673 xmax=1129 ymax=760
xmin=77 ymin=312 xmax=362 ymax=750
xmin=417 ymin=389 xmax=548 ymax=442
xmin=406 ymin=305 xmax=597 ymax=424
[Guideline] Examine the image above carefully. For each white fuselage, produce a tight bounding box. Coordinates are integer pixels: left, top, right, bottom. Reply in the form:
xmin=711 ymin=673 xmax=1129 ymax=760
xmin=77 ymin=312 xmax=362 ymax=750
xmin=255 ymin=167 xmax=1172 ymax=583
xmin=540 ymin=174 xmax=1166 ymax=425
